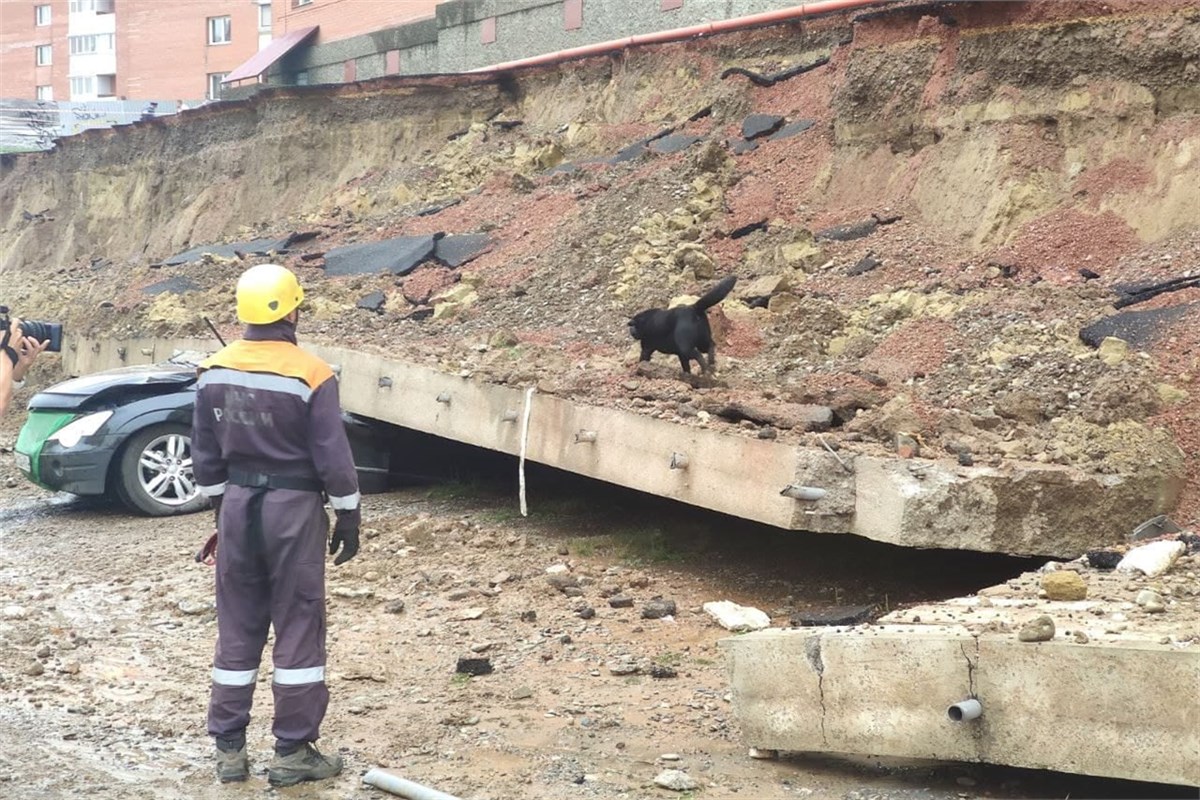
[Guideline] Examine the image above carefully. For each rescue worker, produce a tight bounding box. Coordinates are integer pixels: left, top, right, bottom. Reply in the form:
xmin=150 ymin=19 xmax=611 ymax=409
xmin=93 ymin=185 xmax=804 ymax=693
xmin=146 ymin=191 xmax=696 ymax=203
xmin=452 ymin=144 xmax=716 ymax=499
xmin=191 ymin=263 xmax=361 ymax=786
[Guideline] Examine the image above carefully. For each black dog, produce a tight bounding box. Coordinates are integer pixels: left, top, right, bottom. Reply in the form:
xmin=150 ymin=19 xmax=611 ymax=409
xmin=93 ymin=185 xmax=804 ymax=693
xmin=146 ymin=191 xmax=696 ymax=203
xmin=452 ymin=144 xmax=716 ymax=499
xmin=629 ymin=276 xmax=736 ymax=375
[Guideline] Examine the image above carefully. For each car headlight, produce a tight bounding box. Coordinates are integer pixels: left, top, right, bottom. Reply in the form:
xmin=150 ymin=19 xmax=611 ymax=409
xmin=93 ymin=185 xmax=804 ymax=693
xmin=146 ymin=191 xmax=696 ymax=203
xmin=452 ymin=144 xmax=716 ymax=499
xmin=48 ymin=410 xmax=113 ymax=448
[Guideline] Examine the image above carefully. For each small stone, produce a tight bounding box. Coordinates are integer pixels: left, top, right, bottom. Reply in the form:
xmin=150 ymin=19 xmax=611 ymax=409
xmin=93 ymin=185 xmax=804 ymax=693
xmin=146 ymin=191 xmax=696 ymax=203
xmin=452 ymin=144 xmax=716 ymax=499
xmin=1041 ymin=571 xmax=1087 ymax=601
xmin=24 ymin=661 xmax=45 ymax=677
xmin=1085 ymin=550 xmax=1122 ymax=570
xmin=384 ymin=599 xmax=406 ymax=614
xmin=35 ymin=645 xmax=51 ymax=659
xmin=178 ymin=599 xmax=214 ymax=615
xmin=331 ymin=587 xmax=374 ymax=599
xmin=1097 ymin=336 xmax=1129 ymax=366
xmin=458 ymin=608 xmax=485 ymax=621
xmin=608 ymin=662 xmax=639 ymax=676
xmin=455 ymin=657 xmax=493 ymax=676
xmin=1135 ymin=589 xmax=1162 ymax=607
xmin=660 ymin=753 xmax=681 ymax=762
xmin=1072 ymin=631 xmax=1089 ymax=644
xmin=1017 ymin=615 xmax=1055 ymax=642
xmin=641 ymin=598 xmax=677 ymax=619
xmin=650 ymin=664 xmax=678 ymax=679
xmin=519 ymin=610 xmax=537 ymax=622
xmin=895 ymin=433 xmax=920 ymax=459
xmin=957 ymin=451 xmax=974 ymax=467
xmin=470 ymin=642 xmax=491 ymax=653
xmin=511 ymin=687 xmax=533 ymax=700
xmin=654 ymin=769 xmax=699 ymax=792
xmin=546 ymin=574 xmax=579 ymax=593
xmin=608 ymin=595 xmax=634 ymax=609
xmin=3 ymin=606 xmax=29 ymax=620
xmin=577 ymin=606 xmax=596 ymax=620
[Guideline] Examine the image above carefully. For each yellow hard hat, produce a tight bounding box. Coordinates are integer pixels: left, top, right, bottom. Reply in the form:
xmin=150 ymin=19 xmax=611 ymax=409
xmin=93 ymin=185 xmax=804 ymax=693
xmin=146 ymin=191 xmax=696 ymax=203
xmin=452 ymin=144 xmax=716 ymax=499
xmin=235 ymin=264 xmax=304 ymax=324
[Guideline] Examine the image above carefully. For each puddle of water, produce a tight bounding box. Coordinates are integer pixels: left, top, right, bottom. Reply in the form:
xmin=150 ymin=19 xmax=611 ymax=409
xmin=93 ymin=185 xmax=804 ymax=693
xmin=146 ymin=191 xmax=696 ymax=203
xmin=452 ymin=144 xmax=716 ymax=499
xmin=0 ymin=493 xmax=105 ymax=535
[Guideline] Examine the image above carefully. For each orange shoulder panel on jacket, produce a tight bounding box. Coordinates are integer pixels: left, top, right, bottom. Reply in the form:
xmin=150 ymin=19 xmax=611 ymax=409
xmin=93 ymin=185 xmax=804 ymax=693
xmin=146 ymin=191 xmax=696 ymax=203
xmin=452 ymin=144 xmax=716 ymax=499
xmin=200 ymin=340 xmax=334 ymax=390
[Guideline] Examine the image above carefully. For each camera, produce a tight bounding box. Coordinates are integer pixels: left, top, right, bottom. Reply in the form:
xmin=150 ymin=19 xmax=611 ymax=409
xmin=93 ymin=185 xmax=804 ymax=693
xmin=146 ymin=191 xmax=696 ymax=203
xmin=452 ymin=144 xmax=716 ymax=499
xmin=0 ymin=305 xmax=63 ymax=352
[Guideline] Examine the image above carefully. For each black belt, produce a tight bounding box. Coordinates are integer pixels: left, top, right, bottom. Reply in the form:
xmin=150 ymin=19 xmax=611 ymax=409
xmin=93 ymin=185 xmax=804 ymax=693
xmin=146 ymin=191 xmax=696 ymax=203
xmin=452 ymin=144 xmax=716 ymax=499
xmin=228 ymin=468 xmax=323 ymax=493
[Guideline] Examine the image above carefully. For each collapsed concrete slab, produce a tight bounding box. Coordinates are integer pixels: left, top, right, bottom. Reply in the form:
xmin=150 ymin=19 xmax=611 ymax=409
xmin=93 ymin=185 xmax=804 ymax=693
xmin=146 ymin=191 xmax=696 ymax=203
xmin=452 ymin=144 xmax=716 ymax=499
xmin=721 ymin=551 xmax=1200 ymax=787
xmin=63 ymin=337 xmax=1183 ymax=559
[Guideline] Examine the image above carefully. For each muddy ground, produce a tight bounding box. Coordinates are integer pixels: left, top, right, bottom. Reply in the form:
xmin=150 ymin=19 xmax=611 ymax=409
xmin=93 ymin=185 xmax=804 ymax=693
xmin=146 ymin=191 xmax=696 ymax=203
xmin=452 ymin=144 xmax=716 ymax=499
xmin=0 ymin=413 xmax=1193 ymax=800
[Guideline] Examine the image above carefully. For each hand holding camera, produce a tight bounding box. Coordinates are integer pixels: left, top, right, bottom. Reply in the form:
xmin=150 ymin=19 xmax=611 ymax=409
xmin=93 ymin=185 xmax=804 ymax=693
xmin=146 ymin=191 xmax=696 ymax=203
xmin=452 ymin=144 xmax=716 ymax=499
xmin=0 ymin=306 xmax=59 ymax=380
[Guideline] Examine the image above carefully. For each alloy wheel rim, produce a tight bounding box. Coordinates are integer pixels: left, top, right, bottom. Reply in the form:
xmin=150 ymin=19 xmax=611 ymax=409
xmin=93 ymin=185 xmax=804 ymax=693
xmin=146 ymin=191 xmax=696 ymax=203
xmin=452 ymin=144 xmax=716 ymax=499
xmin=137 ymin=433 xmax=197 ymax=506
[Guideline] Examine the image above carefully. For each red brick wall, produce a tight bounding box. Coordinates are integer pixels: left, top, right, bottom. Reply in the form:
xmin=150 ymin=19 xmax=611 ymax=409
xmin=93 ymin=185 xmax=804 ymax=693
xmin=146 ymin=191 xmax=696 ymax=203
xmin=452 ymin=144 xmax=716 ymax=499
xmin=0 ymin=0 xmax=69 ymax=100
xmin=119 ymin=1 xmax=259 ymax=100
xmin=276 ymin=0 xmax=440 ymax=44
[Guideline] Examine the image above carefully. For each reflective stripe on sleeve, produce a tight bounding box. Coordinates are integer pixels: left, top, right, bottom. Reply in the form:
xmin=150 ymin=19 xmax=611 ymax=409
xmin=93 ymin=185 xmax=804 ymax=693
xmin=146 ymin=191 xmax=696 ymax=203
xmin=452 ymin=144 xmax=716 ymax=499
xmin=198 ymin=481 xmax=227 ymax=497
xmin=328 ymin=491 xmax=360 ymax=511
xmin=198 ymin=369 xmax=313 ymax=402
xmin=273 ymin=665 xmax=326 ymax=686
xmin=212 ymin=667 xmax=258 ymax=686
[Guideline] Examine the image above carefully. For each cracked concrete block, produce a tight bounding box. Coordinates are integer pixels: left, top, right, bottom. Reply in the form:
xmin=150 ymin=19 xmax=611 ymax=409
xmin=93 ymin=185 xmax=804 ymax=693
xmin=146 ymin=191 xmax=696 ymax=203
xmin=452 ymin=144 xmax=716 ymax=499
xmin=851 ymin=457 xmax=1183 ymax=557
xmin=723 ymin=624 xmax=1200 ymax=787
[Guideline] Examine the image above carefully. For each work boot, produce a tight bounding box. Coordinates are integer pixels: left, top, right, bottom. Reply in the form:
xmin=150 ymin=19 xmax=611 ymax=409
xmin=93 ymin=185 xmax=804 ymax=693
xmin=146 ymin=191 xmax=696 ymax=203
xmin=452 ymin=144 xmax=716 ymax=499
xmin=267 ymin=742 xmax=343 ymax=787
xmin=215 ymin=745 xmax=249 ymax=783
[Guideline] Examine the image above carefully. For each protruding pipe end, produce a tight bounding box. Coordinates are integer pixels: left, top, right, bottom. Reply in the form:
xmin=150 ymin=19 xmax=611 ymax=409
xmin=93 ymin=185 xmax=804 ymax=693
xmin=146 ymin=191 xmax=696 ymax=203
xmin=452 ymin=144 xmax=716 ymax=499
xmin=948 ymin=698 xmax=982 ymax=722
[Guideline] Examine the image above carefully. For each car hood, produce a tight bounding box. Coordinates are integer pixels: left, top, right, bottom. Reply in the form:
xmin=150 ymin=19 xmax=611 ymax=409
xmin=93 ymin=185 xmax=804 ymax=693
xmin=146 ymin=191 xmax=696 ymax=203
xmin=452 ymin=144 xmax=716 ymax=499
xmin=30 ymin=363 xmax=198 ymax=412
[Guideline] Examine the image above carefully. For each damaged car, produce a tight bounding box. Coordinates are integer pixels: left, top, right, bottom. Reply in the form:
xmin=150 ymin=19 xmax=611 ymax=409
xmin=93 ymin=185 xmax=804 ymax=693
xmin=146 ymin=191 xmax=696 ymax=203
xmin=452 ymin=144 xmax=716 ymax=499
xmin=13 ymin=351 xmax=392 ymax=516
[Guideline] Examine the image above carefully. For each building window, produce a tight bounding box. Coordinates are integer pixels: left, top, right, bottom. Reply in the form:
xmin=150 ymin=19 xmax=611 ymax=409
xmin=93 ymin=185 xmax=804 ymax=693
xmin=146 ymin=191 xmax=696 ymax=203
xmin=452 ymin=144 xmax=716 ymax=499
xmin=208 ymin=16 xmax=232 ymax=45
xmin=69 ymin=34 xmax=114 ymax=55
xmin=295 ymin=0 xmax=313 ymax=7
xmin=36 ymin=85 xmax=53 ymax=101
xmin=207 ymin=72 xmax=227 ymax=100
xmin=96 ymin=74 xmax=116 ymax=96
xmin=258 ymin=3 xmax=272 ymax=30
xmin=35 ymin=45 xmax=52 ymax=66
xmin=295 ymin=71 xmax=309 ymax=86
xmin=70 ymin=0 xmax=112 ymax=12
xmin=70 ymin=75 xmax=95 ymax=96
xmin=35 ymin=5 xmax=52 ymax=25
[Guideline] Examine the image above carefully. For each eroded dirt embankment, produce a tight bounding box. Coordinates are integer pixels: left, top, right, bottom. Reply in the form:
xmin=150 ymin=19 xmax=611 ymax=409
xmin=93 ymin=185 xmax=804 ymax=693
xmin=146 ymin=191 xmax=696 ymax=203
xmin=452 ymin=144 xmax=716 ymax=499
xmin=1 ymin=0 xmax=1198 ymax=522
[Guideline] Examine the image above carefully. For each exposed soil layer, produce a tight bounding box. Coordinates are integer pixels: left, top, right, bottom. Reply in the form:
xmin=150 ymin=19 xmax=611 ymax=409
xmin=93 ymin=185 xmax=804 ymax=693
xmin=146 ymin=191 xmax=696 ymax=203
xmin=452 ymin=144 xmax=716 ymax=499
xmin=2 ymin=0 xmax=1198 ymax=530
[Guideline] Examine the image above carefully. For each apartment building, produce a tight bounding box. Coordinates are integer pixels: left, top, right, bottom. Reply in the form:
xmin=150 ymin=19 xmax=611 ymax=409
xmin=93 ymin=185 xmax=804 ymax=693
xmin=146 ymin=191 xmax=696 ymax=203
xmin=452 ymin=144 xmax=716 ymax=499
xmin=0 ymin=0 xmax=270 ymax=102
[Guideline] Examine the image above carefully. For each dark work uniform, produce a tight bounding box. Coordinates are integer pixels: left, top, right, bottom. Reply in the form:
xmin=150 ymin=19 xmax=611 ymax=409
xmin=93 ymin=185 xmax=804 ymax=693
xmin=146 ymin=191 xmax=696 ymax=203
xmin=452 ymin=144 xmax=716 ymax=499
xmin=191 ymin=320 xmax=359 ymax=749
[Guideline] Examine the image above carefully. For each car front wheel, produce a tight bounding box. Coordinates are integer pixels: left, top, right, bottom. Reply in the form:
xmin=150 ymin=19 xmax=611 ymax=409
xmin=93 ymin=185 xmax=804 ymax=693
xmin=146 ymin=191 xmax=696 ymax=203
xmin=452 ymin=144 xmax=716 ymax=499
xmin=114 ymin=423 xmax=208 ymax=516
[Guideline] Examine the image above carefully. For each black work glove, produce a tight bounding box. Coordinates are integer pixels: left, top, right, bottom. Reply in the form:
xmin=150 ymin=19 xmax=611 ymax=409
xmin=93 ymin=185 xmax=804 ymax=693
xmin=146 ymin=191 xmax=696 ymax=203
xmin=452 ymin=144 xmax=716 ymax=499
xmin=330 ymin=507 xmax=360 ymax=566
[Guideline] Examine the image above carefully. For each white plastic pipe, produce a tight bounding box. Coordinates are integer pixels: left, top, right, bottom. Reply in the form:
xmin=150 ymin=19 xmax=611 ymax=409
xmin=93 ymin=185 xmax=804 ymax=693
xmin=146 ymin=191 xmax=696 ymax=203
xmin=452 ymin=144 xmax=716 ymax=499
xmin=518 ymin=386 xmax=535 ymax=517
xmin=363 ymin=768 xmax=464 ymax=800
xmin=947 ymin=698 xmax=982 ymax=722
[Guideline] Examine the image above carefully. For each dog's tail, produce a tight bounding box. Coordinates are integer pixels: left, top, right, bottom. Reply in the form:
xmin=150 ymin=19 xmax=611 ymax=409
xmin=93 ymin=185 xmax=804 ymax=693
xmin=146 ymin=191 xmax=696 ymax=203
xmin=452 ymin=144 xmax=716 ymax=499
xmin=693 ymin=276 xmax=737 ymax=312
